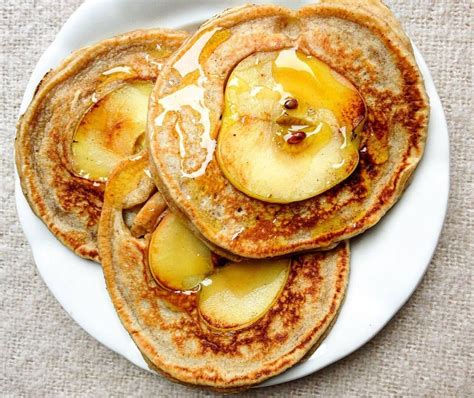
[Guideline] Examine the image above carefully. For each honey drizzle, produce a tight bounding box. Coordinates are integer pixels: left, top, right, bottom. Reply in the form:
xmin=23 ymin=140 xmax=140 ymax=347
xmin=272 ymin=49 xmax=362 ymax=157
xmin=216 ymin=49 xmax=366 ymax=203
xmin=154 ymin=28 xmax=230 ymax=178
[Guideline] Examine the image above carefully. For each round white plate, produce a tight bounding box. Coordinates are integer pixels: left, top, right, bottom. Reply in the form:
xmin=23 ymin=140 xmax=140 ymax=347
xmin=15 ymin=0 xmax=449 ymax=388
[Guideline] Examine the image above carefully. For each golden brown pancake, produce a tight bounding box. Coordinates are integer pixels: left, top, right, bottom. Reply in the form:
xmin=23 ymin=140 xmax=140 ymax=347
xmin=16 ymin=29 xmax=187 ymax=261
xmin=147 ymin=2 xmax=429 ymax=259
xmin=317 ymin=0 xmax=413 ymax=51
xmin=98 ymin=153 xmax=350 ymax=391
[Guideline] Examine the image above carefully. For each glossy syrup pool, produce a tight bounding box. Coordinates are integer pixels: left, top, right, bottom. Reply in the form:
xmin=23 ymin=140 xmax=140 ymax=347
xmin=216 ymin=48 xmax=366 ymax=203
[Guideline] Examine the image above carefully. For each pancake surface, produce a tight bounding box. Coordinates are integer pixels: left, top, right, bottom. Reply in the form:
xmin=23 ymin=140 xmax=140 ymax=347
xmin=16 ymin=29 xmax=187 ymax=261
xmin=147 ymin=2 xmax=429 ymax=259
xmin=98 ymin=154 xmax=350 ymax=391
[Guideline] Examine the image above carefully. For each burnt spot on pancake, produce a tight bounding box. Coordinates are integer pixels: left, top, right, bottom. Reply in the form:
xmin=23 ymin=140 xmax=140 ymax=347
xmin=33 ymin=69 xmax=53 ymax=97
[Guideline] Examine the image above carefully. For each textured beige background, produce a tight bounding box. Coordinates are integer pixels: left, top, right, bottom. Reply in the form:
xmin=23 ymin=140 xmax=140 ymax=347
xmin=1 ymin=0 xmax=473 ymax=396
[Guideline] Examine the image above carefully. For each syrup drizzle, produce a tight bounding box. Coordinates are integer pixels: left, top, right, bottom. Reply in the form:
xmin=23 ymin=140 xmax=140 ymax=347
xmin=215 ymin=49 xmax=366 ymax=203
xmin=154 ymin=28 xmax=230 ymax=178
xmin=102 ymin=66 xmax=132 ymax=76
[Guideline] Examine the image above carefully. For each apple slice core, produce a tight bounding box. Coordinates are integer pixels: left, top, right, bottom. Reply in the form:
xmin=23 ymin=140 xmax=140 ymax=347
xmin=217 ymin=49 xmax=366 ymax=203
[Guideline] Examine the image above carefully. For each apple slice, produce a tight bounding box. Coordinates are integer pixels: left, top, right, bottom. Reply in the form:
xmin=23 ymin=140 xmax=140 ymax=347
xmin=71 ymin=81 xmax=153 ymax=181
xmin=148 ymin=212 xmax=213 ymax=291
xmin=216 ymin=49 xmax=366 ymax=203
xmin=198 ymin=258 xmax=290 ymax=330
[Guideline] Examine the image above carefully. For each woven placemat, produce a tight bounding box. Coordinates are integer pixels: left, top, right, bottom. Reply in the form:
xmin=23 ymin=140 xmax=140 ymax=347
xmin=1 ymin=0 xmax=472 ymax=396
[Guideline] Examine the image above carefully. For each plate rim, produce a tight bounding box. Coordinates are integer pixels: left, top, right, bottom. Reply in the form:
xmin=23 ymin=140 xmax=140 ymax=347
xmin=14 ymin=0 xmax=450 ymax=389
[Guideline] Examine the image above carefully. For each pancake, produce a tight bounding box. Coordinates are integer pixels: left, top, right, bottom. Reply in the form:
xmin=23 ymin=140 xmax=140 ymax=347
xmin=98 ymin=153 xmax=350 ymax=391
xmin=317 ymin=0 xmax=413 ymax=51
xmin=147 ymin=2 xmax=429 ymax=259
xmin=16 ymin=29 xmax=187 ymax=261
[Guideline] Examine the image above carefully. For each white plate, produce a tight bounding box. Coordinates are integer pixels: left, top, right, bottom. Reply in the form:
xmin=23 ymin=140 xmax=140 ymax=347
xmin=15 ymin=0 xmax=449 ymax=388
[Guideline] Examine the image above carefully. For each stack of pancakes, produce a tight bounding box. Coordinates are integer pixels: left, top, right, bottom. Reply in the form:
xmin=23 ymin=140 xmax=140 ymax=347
xmin=16 ymin=1 xmax=428 ymax=391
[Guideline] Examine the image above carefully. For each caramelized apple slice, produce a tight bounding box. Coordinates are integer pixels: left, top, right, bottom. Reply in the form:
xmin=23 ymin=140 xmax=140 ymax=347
xmin=148 ymin=213 xmax=213 ymax=291
xmin=217 ymin=49 xmax=366 ymax=203
xmin=199 ymin=259 xmax=290 ymax=330
xmin=130 ymin=192 xmax=167 ymax=238
xmin=71 ymin=81 xmax=153 ymax=181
